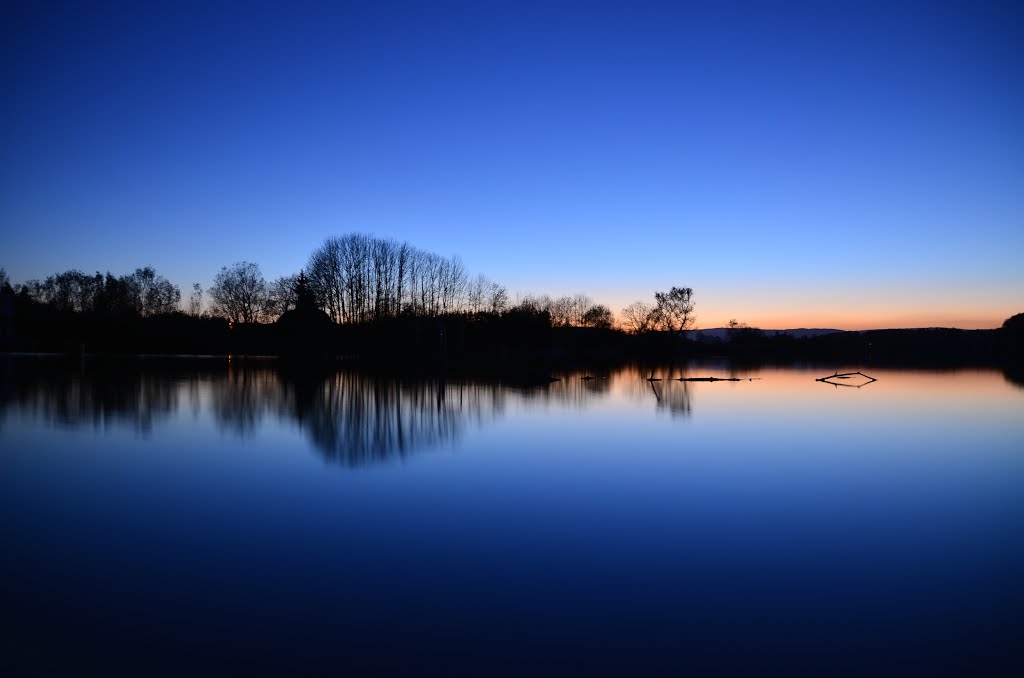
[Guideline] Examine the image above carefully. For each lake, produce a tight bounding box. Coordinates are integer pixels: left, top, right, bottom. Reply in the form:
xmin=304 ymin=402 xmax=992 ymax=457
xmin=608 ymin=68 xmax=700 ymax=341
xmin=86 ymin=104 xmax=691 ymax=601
xmin=2 ymin=357 xmax=1023 ymax=675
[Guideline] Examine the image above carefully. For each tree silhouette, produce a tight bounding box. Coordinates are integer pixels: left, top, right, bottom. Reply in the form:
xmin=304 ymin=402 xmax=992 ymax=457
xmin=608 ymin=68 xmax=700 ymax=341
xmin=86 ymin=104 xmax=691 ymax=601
xmin=727 ymin=318 xmax=764 ymax=344
xmin=621 ymin=301 xmax=656 ymax=333
xmin=292 ymin=271 xmax=318 ymax=312
xmin=189 ymin=283 xmax=203 ymax=317
xmin=268 ymin=274 xmax=300 ymax=318
xmin=488 ymin=281 xmax=509 ymax=313
xmin=1003 ymin=312 xmax=1024 ymax=334
xmin=581 ymin=304 xmax=614 ymax=329
xmin=209 ymin=261 xmax=270 ymax=324
xmin=13 ymin=266 xmax=179 ymax=316
xmin=307 ymin=234 xmax=474 ymax=323
xmin=653 ymin=287 xmax=695 ymax=332
xmin=466 ymin=274 xmax=489 ymax=314
xmin=126 ymin=267 xmax=180 ymax=316
xmin=1003 ymin=312 xmax=1024 ymax=360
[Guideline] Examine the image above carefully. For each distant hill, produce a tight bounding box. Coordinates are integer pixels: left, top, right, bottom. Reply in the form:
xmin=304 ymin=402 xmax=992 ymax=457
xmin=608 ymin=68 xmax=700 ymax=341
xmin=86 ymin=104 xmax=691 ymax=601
xmin=688 ymin=328 xmax=842 ymax=341
xmin=683 ymin=326 xmax=1003 ymax=365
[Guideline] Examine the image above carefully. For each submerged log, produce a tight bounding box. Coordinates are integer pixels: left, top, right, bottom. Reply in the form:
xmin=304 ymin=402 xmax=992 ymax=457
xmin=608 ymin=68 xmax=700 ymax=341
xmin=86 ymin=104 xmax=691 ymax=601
xmin=677 ymin=377 xmax=742 ymax=382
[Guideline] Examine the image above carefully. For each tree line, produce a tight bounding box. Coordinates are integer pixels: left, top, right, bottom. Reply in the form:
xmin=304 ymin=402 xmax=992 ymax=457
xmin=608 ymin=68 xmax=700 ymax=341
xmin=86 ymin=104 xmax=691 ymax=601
xmin=1 ymin=233 xmax=697 ymax=334
xmin=0 ymin=266 xmax=180 ymax=317
xmin=198 ymin=235 xmax=512 ymax=324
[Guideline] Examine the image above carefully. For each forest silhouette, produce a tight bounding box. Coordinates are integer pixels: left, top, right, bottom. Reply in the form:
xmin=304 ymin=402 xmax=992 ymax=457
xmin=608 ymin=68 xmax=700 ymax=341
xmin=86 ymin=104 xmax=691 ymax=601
xmin=0 ymin=234 xmax=1018 ymax=370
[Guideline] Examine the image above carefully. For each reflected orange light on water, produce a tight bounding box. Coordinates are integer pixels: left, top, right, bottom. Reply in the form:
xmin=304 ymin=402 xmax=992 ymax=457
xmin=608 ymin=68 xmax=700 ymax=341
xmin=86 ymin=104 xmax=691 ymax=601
xmin=575 ymin=364 xmax=1024 ymax=426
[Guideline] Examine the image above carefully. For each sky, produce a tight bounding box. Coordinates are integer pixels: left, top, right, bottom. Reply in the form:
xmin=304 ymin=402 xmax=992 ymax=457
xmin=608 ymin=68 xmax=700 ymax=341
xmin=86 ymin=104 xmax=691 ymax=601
xmin=2 ymin=0 xmax=1021 ymax=330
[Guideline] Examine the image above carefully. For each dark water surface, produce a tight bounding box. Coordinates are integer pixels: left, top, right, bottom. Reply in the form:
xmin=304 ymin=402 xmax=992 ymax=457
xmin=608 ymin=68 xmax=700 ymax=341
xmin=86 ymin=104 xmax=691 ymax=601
xmin=2 ymin=358 xmax=1023 ymax=675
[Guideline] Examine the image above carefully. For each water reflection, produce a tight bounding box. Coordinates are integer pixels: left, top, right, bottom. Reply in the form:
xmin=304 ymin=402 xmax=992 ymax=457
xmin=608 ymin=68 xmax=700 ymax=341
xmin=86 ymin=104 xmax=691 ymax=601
xmin=622 ymin=364 xmax=764 ymax=417
xmin=644 ymin=376 xmax=693 ymax=417
xmin=1 ymin=359 xmax=639 ymax=466
xmin=0 ymin=358 xmax=182 ymax=435
xmin=7 ymin=359 xmax=1015 ymax=466
xmin=277 ymin=371 xmax=507 ymax=466
xmin=1004 ymin=363 xmax=1024 ymax=390
xmin=0 ymin=359 xmax=766 ymax=456
xmin=3 ymin=360 xmax=1023 ymax=675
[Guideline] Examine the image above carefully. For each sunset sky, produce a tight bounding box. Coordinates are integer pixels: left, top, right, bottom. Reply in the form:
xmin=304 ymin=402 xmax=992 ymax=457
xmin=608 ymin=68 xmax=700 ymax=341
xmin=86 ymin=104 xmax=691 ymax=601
xmin=2 ymin=0 xmax=1021 ymax=330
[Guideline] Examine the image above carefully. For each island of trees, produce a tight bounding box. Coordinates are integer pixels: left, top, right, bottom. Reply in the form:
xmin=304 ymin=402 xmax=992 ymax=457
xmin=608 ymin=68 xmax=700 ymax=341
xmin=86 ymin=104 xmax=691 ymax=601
xmin=0 ymin=232 xmax=1019 ymax=370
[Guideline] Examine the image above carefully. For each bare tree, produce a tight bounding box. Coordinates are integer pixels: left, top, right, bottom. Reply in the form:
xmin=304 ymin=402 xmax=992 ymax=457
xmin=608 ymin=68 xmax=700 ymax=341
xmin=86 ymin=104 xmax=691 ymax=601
xmin=466 ymin=274 xmax=489 ymax=314
xmin=413 ymin=251 xmax=443 ymax=316
xmin=395 ymin=241 xmax=412 ymax=316
xmin=438 ymin=255 xmax=467 ymax=313
xmin=488 ymin=281 xmax=509 ymax=314
xmin=581 ymin=304 xmax=614 ymax=329
xmin=371 ymin=238 xmax=397 ymax=319
xmin=125 ymin=267 xmax=180 ymax=316
xmin=268 ymin=274 xmax=300 ymax=318
xmin=307 ymin=237 xmax=346 ymax=323
xmin=515 ymin=293 xmax=553 ymax=315
xmin=569 ymin=293 xmax=593 ymax=327
xmin=25 ymin=267 xmax=173 ymax=316
xmin=621 ymin=301 xmax=656 ymax=333
xmin=343 ymin=233 xmax=372 ymax=323
xmin=549 ymin=296 xmax=574 ymax=326
xmin=209 ymin=261 xmax=271 ymax=324
xmin=537 ymin=293 xmax=595 ymax=327
xmin=36 ymin=270 xmax=94 ymax=312
xmin=307 ymin=232 xmax=501 ymax=322
xmin=653 ymin=286 xmax=695 ymax=332
xmin=189 ymin=283 xmax=203 ymax=317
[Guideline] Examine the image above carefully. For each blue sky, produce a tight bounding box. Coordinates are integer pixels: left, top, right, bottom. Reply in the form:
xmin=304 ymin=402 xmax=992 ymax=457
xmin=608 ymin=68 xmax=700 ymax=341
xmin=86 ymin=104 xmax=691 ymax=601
xmin=2 ymin=0 xmax=1021 ymax=328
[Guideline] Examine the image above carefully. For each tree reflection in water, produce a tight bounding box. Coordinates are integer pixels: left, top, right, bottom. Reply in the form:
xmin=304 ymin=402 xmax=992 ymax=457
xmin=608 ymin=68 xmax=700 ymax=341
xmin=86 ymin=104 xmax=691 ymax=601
xmin=0 ymin=357 xmax=182 ymax=435
xmin=2 ymin=359 xmax=617 ymax=466
xmin=276 ymin=370 xmax=508 ymax=466
xmin=621 ymin=365 xmax=694 ymax=417
xmin=0 ymin=359 xmax=724 ymax=464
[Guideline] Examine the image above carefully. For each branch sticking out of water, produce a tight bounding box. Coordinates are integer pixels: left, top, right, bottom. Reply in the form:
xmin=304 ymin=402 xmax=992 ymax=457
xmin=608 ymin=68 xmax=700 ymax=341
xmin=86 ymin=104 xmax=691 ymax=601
xmin=816 ymin=371 xmax=877 ymax=388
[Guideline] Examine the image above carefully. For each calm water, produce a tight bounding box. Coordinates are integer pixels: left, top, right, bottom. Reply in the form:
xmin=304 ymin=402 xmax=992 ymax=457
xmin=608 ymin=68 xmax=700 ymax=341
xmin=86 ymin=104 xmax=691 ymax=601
xmin=2 ymin=358 xmax=1023 ymax=675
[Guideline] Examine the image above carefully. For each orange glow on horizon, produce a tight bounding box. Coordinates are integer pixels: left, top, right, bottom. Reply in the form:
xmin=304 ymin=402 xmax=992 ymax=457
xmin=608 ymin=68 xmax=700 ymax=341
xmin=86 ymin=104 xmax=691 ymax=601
xmin=602 ymin=291 xmax=1016 ymax=332
xmin=712 ymin=311 xmax=1008 ymax=332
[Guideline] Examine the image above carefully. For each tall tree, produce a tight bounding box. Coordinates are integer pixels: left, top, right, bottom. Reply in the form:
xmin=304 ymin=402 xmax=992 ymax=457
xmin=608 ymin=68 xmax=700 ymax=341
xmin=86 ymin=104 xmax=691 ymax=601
xmin=97 ymin=273 xmax=134 ymax=315
xmin=189 ymin=283 xmax=204 ymax=317
xmin=488 ymin=281 xmax=509 ymax=313
xmin=268 ymin=274 xmax=300 ymax=318
xmin=308 ymin=237 xmax=347 ymax=323
xmin=125 ymin=267 xmax=180 ymax=316
xmin=307 ymin=233 xmax=501 ymax=322
xmin=209 ymin=261 xmax=270 ymax=324
xmin=466 ymin=274 xmax=491 ymax=314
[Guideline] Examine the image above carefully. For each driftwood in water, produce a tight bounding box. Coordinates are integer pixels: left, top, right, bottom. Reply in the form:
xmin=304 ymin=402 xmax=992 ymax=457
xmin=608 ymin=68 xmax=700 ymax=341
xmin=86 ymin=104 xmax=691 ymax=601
xmin=677 ymin=376 xmax=743 ymax=382
xmin=816 ymin=371 xmax=877 ymax=387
